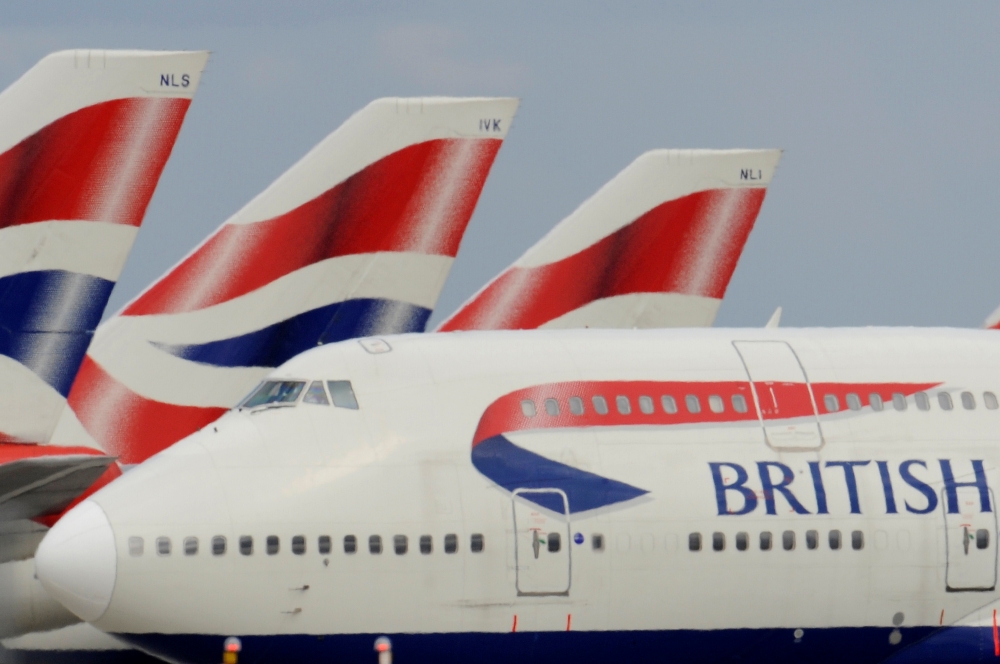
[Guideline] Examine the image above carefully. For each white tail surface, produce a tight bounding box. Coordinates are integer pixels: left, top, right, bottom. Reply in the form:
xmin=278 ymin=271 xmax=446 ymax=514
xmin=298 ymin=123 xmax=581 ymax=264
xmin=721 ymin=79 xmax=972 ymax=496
xmin=53 ymin=97 xmax=520 ymax=463
xmin=0 ymin=50 xmax=208 ymax=445
xmin=438 ymin=149 xmax=781 ymax=332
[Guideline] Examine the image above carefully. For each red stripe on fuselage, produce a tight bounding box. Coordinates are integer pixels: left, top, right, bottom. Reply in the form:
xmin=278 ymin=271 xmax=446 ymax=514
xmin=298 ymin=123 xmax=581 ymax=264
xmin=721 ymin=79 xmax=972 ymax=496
xmin=124 ymin=138 xmax=503 ymax=316
xmin=440 ymin=187 xmax=766 ymax=331
xmin=0 ymin=97 xmax=191 ymax=229
xmin=67 ymin=356 xmax=227 ymax=464
xmin=472 ymin=380 xmax=944 ymax=446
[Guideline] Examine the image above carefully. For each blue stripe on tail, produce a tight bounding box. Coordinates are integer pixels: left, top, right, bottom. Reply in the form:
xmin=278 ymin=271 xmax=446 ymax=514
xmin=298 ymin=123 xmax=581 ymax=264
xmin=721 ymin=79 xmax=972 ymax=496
xmin=153 ymin=298 xmax=431 ymax=369
xmin=0 ymin=270 xmax=114 ymax=396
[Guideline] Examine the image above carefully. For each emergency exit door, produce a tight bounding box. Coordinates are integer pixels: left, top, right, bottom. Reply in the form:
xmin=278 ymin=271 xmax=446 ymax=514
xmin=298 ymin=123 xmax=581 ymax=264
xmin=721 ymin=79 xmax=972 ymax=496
xmin=512 ymin=489 xmax=571 ymax=596
xmin=733 ymin=341 xmax=823 ymax=450
xmin=943 ymin=487 xmax=997 ymax=592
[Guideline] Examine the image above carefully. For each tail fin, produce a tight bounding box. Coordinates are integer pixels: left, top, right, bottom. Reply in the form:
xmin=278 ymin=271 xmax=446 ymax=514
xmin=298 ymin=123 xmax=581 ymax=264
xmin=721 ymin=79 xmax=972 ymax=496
xmin=58 ymin=97 xmax=519 ymax=462
xmin=437 ymin=149 xmax=781 ymax=331
xmin=0 ymin=50 xmax=208 ymax=444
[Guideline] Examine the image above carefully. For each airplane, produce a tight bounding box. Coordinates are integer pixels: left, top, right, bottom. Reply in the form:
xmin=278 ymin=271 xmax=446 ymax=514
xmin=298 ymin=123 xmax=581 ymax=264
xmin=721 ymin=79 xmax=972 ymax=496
xmin=34 ymin=320 xmax=1000 ymax=664
xmin=0 ymin=48 xmax=208 ymax=640
xmin=437 ymin=149 xmax=781 ymax=331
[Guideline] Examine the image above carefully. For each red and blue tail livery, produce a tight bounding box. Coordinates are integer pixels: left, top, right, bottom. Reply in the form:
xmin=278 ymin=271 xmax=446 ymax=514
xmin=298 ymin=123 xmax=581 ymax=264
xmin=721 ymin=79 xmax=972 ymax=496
xmin=54 ymin=97 xmax=519 ymax=463
xmin=438 ymin=149 xmax=781 ymax=331
xmin=0 ymin=50 xmax=208 ymax=445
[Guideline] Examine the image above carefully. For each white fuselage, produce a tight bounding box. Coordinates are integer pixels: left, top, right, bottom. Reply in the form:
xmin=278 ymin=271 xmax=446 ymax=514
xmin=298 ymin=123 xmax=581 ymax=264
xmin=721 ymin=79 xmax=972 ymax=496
xmin=35 ymin=327 xmax=1000 ymax=664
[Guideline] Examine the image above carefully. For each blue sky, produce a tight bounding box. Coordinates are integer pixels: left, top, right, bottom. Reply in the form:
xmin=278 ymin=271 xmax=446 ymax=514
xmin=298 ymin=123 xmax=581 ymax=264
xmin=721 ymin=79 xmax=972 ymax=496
xmin=4 ymin=1 xmax=999 ymax=328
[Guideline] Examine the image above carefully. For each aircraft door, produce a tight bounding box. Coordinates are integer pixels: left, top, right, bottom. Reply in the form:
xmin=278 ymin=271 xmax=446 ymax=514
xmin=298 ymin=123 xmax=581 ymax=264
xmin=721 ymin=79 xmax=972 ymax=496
xmin=943 ymin=487 xmax=997 ymax=592
xmin=512 ymin=489 xmax=570 ymax=596
xmin=733 ymin=341 xmax=823 ymax=450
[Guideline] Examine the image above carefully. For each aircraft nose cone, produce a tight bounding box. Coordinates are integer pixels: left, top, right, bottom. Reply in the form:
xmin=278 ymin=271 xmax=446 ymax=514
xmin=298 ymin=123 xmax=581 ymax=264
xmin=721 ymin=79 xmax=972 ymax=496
xmin=35 ymin=500 xmax=116 ymax=622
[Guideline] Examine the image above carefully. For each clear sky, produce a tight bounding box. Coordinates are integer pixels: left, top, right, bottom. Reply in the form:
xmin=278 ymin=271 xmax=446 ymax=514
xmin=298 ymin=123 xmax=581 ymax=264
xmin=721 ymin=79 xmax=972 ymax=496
xmin=4 ymin=2 xmax=999 ymax=329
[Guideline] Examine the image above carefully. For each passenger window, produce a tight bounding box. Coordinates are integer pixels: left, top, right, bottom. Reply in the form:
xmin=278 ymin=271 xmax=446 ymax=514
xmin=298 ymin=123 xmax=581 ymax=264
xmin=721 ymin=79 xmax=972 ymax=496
xmin=369 ymin=535 xmax=382 ymax=554
xmin=521 ymin=399 xmax=536 ymax=417
xmin=846 ymin=393 xmax=862 ymax=411
xmin=977 ymin=529 xmax=990 ymax=549
xmin=394 ymin=535 xmax=408 ymax=555
xmin=241 ymin=380 xmax=306 ymax=408
xmin=852 ymin=530 xmax=864 ymax=550
xmin=616 ymin=396 xmax=631 ymax=415
xmin=184 ymin=537 xmax=198 ymax=556
xmin=938 ymin=392 xmax=954 ymax=411
xmin=962 ymin=391 xmax=976 ymax=410
xmin=266 ymin=536 xmax=279 ymax=555
xmin=661 ymin=395 xmax=678 ymax=414
xmin=892 ymin=393 xmax=907 ymax=411
xmin=212 ymin=536 xmax=227 ymax=556
xmin=544 ymin=398 xmax=560 ymax=416
xmin=327 ymin=381 xmax=360 ymax=409
xmin=420 ymin=535 xmax=432 ymax=554
xmin=303 ymin=381 xmax=330 ymax=405
xmin=685 ymin=395 xmax=701 ymax=414
xmin=239 ymin=536 xmax=253 ymax=556
xmin=689 ymin=532 xmax=702 ymax=551
xmin=805 ymin=530 xmax=818 ymax=550
xmin=708 ymin=395 xmax=724 ymax=414
xmin=639 ymin=396 xmax=654 ymax=414
xmin=343 ymin=535 xmax=357 ymax=554
xmin=128 ymin=536 xmax=144 ymax=557
xmin=869 ymin=394 xmax=884 ymax=411
xmin=569 ymin=397 xmax=585 ymax=415
xmin=471 ymin=534 xmax=485 ymax=553
xmin=592 ymin=396 xmax=609 ymax=415
xmin=318 ymin=536 xmax=331 ymax=555
xmin=760 ymin=531 xmax=773 ymax=551
xmin=782 ymin=531 xmax=795 ymax=551
xmin=824 ymin=394 xmax=840 ymax=412
xmin=915 ymin=392 xmax=931 ymax=411
xmin=292 ymin=536 xmax=306 ymax=555
xmin=829 ymin=530 xmax=842 ymax=550
xmin=732 ymin=394 xmax=748 ymax=413
xmin=548 ymin=532 xmax=561 ymax=552
xmin=985 ymin=392 xmax=999 ymax=410
xmin=712 ymin=532 xmax=725 ymax=551
xmin=157 ymin=537 xmax=171 ymax=556
xmin=735 ymin=532 xmax=748 ymax=551
xmin=592 ymin=534 xmax=605 ymax=551
xmin=444 ymin=534 xmax=458 ymax=554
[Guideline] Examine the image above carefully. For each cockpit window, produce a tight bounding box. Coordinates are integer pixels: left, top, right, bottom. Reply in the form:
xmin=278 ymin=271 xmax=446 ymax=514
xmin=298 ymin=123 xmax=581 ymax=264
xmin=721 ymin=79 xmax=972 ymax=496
xmin=328 ymin=381 xmax=359 ymax=410
xmin=241 ymin=381 xmax=305 ymax=408
xmin=303 ymin=381 xmax=330 ymax=405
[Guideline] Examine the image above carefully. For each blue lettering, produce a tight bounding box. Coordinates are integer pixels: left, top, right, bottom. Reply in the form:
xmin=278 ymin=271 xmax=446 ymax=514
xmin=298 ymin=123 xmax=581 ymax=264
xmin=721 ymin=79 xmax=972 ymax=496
xmin=757 ymin=461 xmax=810 ymax=515
xmin=939 ymin=459 xmax=991 ymax=513
xmin=825 ymin=461 xmax=870 ymax=514
xmin=709 ymin=462 xmax=757 ymax=515
xmin=876 ymin=460 xmax=897 ymax=514
xmin=808 ymin=461 xmax=829 ymax=514
xmin=492 ymin=119 xmax=500 ymax=131
xmin=182 ymin=73 xmax=190 ymax=88
xmin=160 ymin=74 xmax=170 ymax=86
xmin=899 ymin=460 xmax=938 ymax=514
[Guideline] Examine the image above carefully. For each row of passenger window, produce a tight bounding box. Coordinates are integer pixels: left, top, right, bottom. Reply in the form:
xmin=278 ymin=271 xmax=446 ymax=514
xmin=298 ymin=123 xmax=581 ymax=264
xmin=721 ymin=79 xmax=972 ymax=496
xmin=240 ymin=380 xmax=359 ymax=409
xmin=824 ymin=390 xmax=998 ymax=413
xmin=521 ymin=393 xmax=749 ymax=418
xmin=521 ymin=390 xmax=1000 ymax=420
xmin=689 ymin=528 xmax=990 ymax=552
xmin=128 ymin=533 xmax=484 ymax=557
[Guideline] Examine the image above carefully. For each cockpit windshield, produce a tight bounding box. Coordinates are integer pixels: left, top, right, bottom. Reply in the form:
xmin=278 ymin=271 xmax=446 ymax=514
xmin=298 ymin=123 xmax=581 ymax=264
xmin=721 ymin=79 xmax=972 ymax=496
xmin=241 ymin=381 xmax=306 ymax=408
